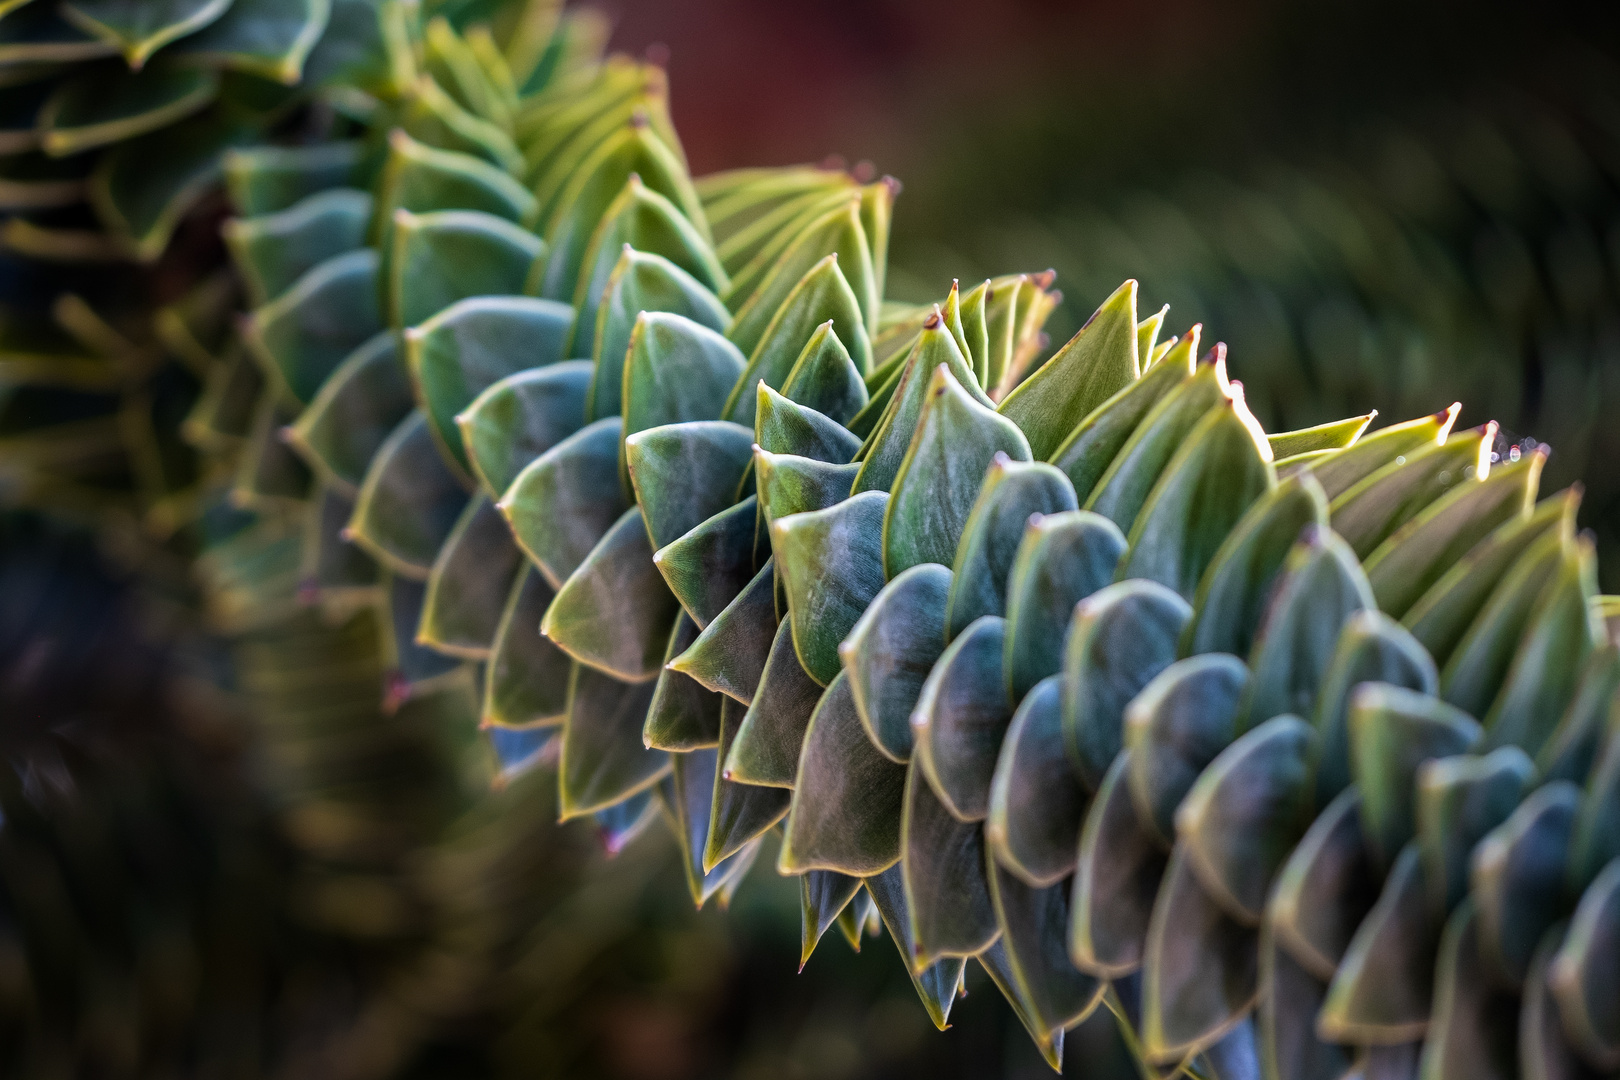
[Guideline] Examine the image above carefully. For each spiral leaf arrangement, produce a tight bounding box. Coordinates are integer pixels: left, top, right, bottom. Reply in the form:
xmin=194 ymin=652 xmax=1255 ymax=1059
xmin=128 ymin=1 xmax=1620 ymax=1076
xmin=0 ymin=0 xmax=428 ymax=538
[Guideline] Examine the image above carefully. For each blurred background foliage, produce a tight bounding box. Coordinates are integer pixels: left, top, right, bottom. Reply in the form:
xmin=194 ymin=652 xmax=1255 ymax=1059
xmin=0 ymin=506 xmax=1134 ymax=1078
xmin=4 ymin=508 xmax=1132 ymax=1080
xmin=5 ymin=0 xmax=1620 ymax=1077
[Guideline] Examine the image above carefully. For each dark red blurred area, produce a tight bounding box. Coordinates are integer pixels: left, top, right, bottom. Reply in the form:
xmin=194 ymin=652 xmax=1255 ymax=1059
xmin=602 ymin=0 xmax=1258 ymax=177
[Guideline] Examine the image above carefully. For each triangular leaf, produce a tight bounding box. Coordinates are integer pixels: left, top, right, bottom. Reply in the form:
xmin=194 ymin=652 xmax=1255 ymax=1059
xmin=588 ymin=247 xmax=731 ymax=421
xmin=459 ymin=359 xmax=591 ymax=500
xmin=1048 ymin=327 xmax=1195 ymax=504
xmin=625 ymin=418 xmax=753 ymax=552
xmin=1318 ymin=841 xmax=1441 ymax=1045
xmin=726 ymin=199 xmax=875 ymax=366
xmin=1176 ymin=714 xmax=1317 ymax=924
xmin=1140 ymin=849 xmax=1259 ymax=1063
xmin=223 ymin=141 xmax=364 ymax=216
xmin=643 ymin=612 xmax=722 ymax=751
xmin=725 ymin=617 xmax=823 ymax=787
xmin=1481 ymin=534 xmax=1600 ymax=758
xmin=388 ymin=208 xmax=542 ymax=331
xmin=1366 ymin=449 xmax=1542 ymax=620
xmin=1268 ymin=787 xmax=1379 ymax=982
xmin=841 ymin=563 xmax=952 ymax=762
xmin=419 ymin=495 xmax=523 ymax=658
xmin=285 ymin=331 xmax=411 ymax=495
xmin=371 ymin=129 xmax=534 ymax=241
xmin=1258 ymin=926 xmax=1352 ymax=1080
xmin=800 ymin=870 xmax=863 ymax=968
xmin=1440 ymin=529 xmax=1570 ymax=719
xmin=543 ymin=506 xmax=681 ymax=681
xmin=883 ymin=363 xmax=1032 ymax=579
xmin=484 ymin=565 xmax=571 ymax=728
xmin=865 ymin=863 xmax=969 ymax=1031
xmin=1119 ymin=382 xmax=1277 ymax=600
xmin=1062 ymin=579 xmax=1191 ymax=791
xmin=753 ymin=381 xmax=860 ymax=463
xmin=1329 ymin=423 xmax=1495 ymax=559
xmin=1124 ymin=654 xmax=1249 ymax=847
xmin=779 ymin=319 xmax=868 ymax=425
xmin=619 ymin=313 xmax=748 ymax=487
xmin=958 ymin=280 xmax=993 ymax=387
xmin=989 ymin=858 xmax=1105 ymax=1043
xmin=246 ymin=248 xmax=382 ymax=403
xmin=540 ymin=122 xmax=706 ymax=304
xmin=1471 ymin=780 xmax=1579 ymax=987
xmin=571 ymin=174 xmax=726 ymax=359
xmin=299 ymin=483 xmax=378 ymax=611
xmin=723 ymin=252 xmax=872 ymax=426
xmin=943 ymin=458 xmax=1077 ymax=641
xmin=779 ymin=671 xmax=907 ymax=875
xmin=348 ymin=410 xmax=469 ymax=578
xmin=1241 ymin=526 xmax=1375 ymax=730
xmin=224 ymin=187 xmax=371 ymax=307
xmin=1268 ymin=412 xmax=1376 ymax=459
xmin=772 ymin=489 xmax=888 ymax=685
xmin=901 ymin=757 xmax=997 ymax=967
xmin=1415 ymin=747 xmax=1533 ymax=913
xmin=500 ymin=417 xmax=628 ymax=588
xmin=1311 ymin=610 xmax=1439 ymax=805
xmin=912 ymin=615 xmax=1012 ymax=822
xmin=1403 ymin=490 xmax=1573 ymax=670
xmin=667 ymin=749 xmax=760 ymax=907
xmin=397 ymin=73 xmax=524 ymax=172
xmin=407 ymin=294 xmax=572 ymax=473
xmin=703 ymin=698 xmax=791 ymax=871
xmin=559 ymin=663 xmax=667 ymax=818
xmin=668 ymin=556 xmax=776 ymax=703
xmin=998 ymin=279 xmax=1139 ymax=461
xmin=1418 ymin=900 xmax=1521 ymax=1080
xmin=1136 ymin=304 xmax=1168 ymax=365
xmin=656 ymin=498 xmax=763 ymax=631
xmin=754 ymin=447 xmax=860 ymax=532
xmin=717 ymin=184 xmax=855 ymax=304
xmin=1003 ymin=509 xmax=1126 ymax=703
xmin=987 ymin=675 xmax=1088 ymax=887
xmin=1309 ymin=405 xmax=1457 ymax=501
xmin=852 ymin=315 xmax=982 ymax=494
xmin=979 ymin=939 xmax=1064 ymax=1068
xmin=1348 ymin=682 xmax=1482 ymax=871
xmin=382 ymin=575 xmax=464 ymax=695
xmin=1536 ymin=644 xmax=1620 ymax=783
xmin=1069 ymin=750 xmax=1167 ymax=978
xmin=1184 ymin=471 xmax=1329 ymax=659
xmin=233 ymin=390 xmax=311 ymax=509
